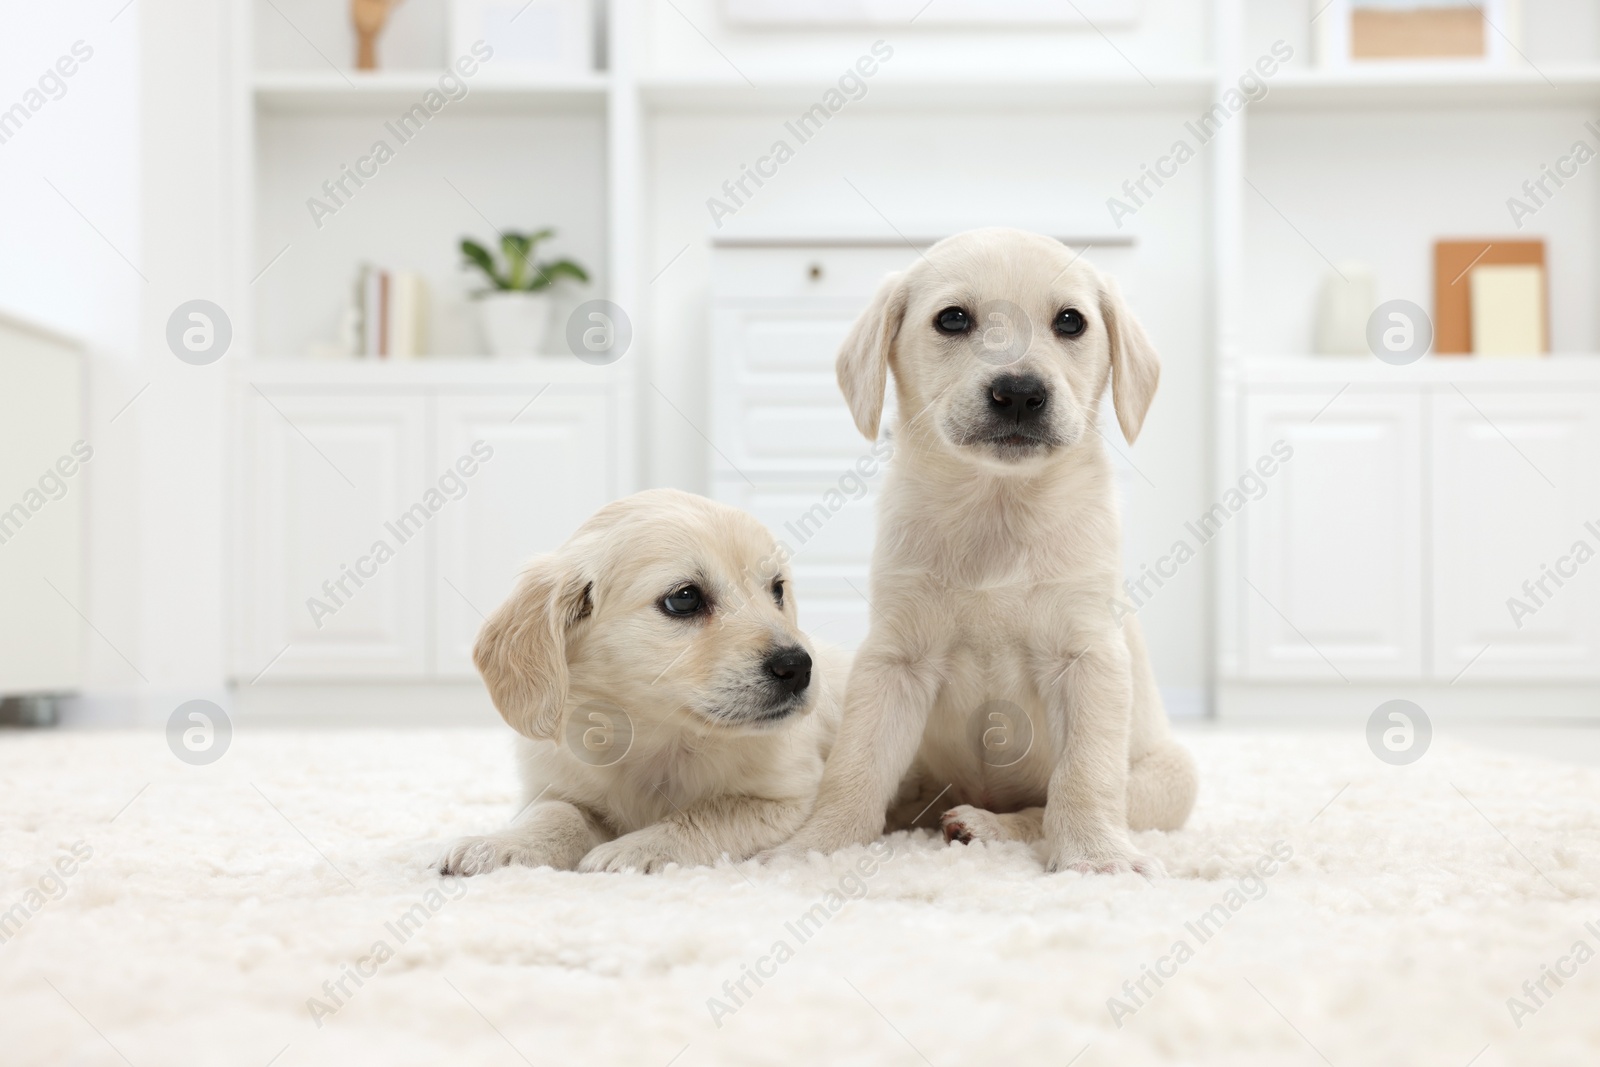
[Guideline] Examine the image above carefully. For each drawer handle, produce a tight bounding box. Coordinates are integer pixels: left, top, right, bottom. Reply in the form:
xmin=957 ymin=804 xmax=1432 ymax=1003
xmin=807 ymin=263 xmax=824 ymax=282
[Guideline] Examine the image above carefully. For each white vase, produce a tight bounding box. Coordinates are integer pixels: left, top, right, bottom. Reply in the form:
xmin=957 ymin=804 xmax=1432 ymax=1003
xmin=1314 ymin=262 xmax=1376 ymax=356
xmin=478 ymin=291 xmax=554 ymax=357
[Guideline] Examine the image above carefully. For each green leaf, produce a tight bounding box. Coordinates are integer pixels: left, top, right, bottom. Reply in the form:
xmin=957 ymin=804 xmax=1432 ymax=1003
xmin=534 ymin=259 xmax=590 ymax=289
xmin=501 ymin=233 xmax=533 ymax=289
xmin=459 ymin=239 xmax=507 ymax=289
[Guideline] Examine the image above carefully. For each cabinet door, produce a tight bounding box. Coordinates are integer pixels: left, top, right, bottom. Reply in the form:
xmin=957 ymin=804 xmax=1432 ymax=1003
xmin=240 ymin=392 xmax=428 ymax=678
xmin=432 ymin=388 xmax=614 ymax=676
xmin=711 ymin=308 xmax=896 ymax=475
xmin=1240 ymin=389 xmax=1423 ymax=679
xmin=1430 ymin=388 xmax=1600 ymax=679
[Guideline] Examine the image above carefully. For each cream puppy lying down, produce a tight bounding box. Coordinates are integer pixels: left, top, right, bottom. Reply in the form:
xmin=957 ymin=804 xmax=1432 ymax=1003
xmin=440 ymin=489 xmax=842 ymax=875
xmin=775 ymin=227 xmax=1197 ymax=875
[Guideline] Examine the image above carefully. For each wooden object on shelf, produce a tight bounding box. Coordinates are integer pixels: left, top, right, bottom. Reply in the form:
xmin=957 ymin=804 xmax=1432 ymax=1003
xmin=1432 ymin=239 xmax=1546 ymax=354
xmin=1352 ymin=6 xmax=1484 ymax=60
xmin=351 ymin=0 xmax=401 ymax=70
xmin=1315 ymin=0 xmax=1512 ymax=68
xmin=1470 ymin=264 xmax=1545 ymax=356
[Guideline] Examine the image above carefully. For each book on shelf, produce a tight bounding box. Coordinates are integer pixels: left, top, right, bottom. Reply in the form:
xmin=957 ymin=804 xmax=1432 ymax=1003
xmin=353 ymin=263 xmax=429 ymax=359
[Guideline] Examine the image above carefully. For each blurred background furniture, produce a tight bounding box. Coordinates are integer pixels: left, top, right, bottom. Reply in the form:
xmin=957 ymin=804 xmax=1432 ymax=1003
xmin=0 ymin=312 xmax=84 ymax=725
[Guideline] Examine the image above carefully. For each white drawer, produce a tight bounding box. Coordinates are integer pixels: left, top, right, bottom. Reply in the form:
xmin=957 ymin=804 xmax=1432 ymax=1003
xmin=741 ymin=391 xmax=865 ymax=464
xmin=715 ymin=383 xmax=895 ymax=471
xmin=739 ymin=313 xmax=855 ymax=377
xmin=713 ymin=474 xmax=884 ymax=567
xmin=711 ymin=244 xmax=914 ymax=301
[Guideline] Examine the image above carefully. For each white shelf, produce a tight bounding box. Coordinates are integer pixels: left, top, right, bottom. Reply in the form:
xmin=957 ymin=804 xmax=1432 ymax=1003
xmin=1256 ymin=65 xmax=1600 ymax=110
xmin=638 ymin=71 xmax=1217 ymax=112
xmin=237 ymin=355 xmax=632 ymax=387
xmin=709 ymin=228 xmax=1136 ymax=248
xmin=1235 ymin=353 xmax=1600 ymax=385
xmin=253 ymin=70 xmax=610 ymax=114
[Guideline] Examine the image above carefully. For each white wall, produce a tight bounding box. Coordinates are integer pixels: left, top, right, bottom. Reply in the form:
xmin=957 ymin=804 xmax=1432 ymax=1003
xmin=641 ymin=0 xmax=1210 ymax=79
xmin=0 ymin=0 xmax=145 ymax=714
xmin=130 ymin=0 xmax=236 ymax=719
xmin=1 ymin=0 xmax=244 ymax=723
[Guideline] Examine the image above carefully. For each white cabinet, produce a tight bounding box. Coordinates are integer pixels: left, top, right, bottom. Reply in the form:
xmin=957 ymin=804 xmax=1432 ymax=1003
xmin=234 ymin=363 xmax=630 ymax=682
xmin=1430 ymin=389 xmax=1600 ymax=679
xmin=711 ymin=306 xmax=882 ymax=474
xmin=710 ymin=245 xmax=905 ymax=652
xmin=0 ymin=314 xmax=84 ymax=703
xmin=242 ymin=392 xmax=430 ymax=677
xmin=1241 ymin=389 xmax=1423 ymax=680
xmin=432 ymin=389 xmax=615 ymax=676
xmin=1232 ymin=368 xmax=1600 ymax=688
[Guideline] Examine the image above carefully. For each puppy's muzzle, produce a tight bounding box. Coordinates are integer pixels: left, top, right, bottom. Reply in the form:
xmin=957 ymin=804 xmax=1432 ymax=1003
xmin=982 ymin=373 xmax=1053 ymax=450
xmin=763 ymin=646 xmax=812 ymax=696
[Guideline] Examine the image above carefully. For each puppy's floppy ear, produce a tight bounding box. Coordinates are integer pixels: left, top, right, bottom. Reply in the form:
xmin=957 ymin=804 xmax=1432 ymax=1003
xmin=1099 ymin=277 xmax=1161 ymax=444
xmin=473 ymin=554 xmax=592 ymax=741
xmin=836 ymin=271 xmax=907 ymax=440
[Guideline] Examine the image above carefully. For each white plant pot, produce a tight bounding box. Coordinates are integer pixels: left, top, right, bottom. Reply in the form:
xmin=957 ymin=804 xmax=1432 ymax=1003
xmin=478 ymin=291 xmax=555 ymax=357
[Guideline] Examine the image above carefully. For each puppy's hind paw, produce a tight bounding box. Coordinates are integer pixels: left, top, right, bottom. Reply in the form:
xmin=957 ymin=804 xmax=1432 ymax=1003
xmin=941 ymin=805 xmax=1004 ymax=845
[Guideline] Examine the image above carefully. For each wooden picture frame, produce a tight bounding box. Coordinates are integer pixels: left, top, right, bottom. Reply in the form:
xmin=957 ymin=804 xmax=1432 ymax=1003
xmin=1314 ymin=0 xmax=1517 ymax=68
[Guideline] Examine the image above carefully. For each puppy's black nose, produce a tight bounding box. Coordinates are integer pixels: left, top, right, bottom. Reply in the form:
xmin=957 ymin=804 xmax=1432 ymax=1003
xmin=764 ymin=646 xmax=812 ymax=695
xmin=988 ymin=374 xmax=1048 ymax=421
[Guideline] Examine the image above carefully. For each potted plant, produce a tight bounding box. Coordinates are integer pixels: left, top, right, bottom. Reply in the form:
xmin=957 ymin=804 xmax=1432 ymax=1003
xmin=461 ymin=229 xmax=589 ymax=356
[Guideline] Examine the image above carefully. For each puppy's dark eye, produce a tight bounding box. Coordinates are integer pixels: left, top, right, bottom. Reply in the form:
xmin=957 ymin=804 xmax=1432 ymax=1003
xmin=935 ymin=306 xmax=971 ymax=335
xmin=1053 ymin=308 xmax=1087 ymax=338
xmin=660 ymin=584 xmax=705 ymax=617
xmin=771 ymin=579 xmax=785 ymax=606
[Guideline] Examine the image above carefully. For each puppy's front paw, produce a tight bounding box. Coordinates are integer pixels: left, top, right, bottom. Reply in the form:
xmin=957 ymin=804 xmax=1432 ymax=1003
xmin=1046 ymin=838 xmax=1165 ymax=878
xmin=941 ymin=805 xmax=1004 ymax=845
xmin=437 ymin=833 xmax=572 ymax=876
xmin=578 ymin=829 xmax=700 ymax=874
xmin=437 ymin=834 xmax=514 ymax=876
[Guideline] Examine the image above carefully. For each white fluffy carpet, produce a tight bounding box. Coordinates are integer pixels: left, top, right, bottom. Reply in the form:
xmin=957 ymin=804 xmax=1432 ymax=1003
xmin=2 ymin=728 xmax=1598 ymax=1067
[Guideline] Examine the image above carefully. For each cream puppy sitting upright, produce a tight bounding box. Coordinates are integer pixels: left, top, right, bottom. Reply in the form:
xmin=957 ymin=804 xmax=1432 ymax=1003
xmin=440 ymin=489 xmax=842 ymax=876
xmin=775 ymin=228 xmax=1197 ymax=875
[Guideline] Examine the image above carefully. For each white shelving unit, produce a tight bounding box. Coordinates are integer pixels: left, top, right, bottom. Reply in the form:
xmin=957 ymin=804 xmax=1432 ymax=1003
xmin=1216 ymin=2 xmax=1600 ymax=716
xmin=228 ymin=0 xmax=641 ymax=697
xmin=219 ymin=0 xmax=1600 ymax=717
